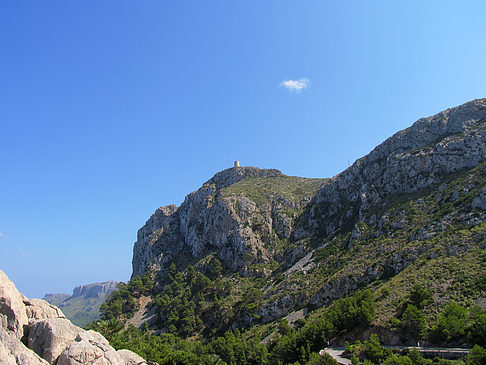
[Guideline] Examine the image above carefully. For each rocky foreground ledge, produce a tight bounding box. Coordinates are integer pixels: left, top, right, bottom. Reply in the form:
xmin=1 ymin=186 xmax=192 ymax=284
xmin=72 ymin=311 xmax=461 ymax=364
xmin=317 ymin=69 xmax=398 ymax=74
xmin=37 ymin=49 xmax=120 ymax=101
xmin=0 ymin=269 xmax=148 ymax=365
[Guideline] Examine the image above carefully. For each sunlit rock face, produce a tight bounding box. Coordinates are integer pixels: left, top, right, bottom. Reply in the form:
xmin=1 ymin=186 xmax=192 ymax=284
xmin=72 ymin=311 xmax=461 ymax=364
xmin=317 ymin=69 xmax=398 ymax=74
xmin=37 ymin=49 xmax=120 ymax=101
xmin=307 ymin=98 xmax=486 ymax=237
xmin=0 ymin=269 xmax=146 ymax=365
xmin=131 ymin=166 xmax=321 ymax=280
xmin=133 ymin=99 xmax=486 ymax=283
xmin=130 ymin=99 xmax=486 ymax=326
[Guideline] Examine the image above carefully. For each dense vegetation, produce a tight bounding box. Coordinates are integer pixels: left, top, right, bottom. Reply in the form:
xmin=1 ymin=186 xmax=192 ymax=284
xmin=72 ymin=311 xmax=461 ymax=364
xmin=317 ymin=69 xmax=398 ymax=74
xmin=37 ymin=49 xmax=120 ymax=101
xmin=99 ymin=272 xmax=153 ymax=320
xmin=93 ymin=274 xmax=486 ymax=364
xmin=92 ymin=288 xmax=377 ymax=364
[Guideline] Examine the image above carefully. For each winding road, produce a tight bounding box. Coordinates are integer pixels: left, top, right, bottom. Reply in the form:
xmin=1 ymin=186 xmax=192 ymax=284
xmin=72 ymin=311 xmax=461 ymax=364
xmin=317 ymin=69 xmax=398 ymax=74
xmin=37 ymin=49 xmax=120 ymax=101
xmin=319 ymin=346 xmax=471 ymax=364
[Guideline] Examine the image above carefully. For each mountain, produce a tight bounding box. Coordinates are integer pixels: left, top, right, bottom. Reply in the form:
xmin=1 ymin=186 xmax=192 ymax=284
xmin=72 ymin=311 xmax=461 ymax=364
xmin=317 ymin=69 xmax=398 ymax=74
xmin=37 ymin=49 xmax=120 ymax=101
xmin=43 ymin=281 xmax=119 ymax=327
xmin=306 ymin=97 xmax=486 ymax=239
xmin=132 ymin=167 xmax=326 ymax=280
xmin=97 ymin=99 xmax=486 ymax=364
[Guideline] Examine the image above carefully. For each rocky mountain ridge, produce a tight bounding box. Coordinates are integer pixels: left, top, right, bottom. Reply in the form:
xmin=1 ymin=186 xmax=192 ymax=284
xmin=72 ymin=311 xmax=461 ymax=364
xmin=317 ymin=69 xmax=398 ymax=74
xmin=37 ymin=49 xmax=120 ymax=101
xmin=133 ymin=99 xmax=486 ymax=280
xmin=132 ymin=167 xmax=326 ymax=279
xmin=72 ymin=281 xmax=119 ymax=299
xmin=126 ymin=98 xmax=486 ymax=338
xmin=306 ymin=98 xmax=486 ymax=239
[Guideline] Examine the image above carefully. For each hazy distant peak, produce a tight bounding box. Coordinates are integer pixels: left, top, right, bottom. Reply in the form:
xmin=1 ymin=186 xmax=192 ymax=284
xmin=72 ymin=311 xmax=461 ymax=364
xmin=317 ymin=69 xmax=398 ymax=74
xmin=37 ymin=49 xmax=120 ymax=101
xmin=72 ymin=281 xmax=119 ymax=298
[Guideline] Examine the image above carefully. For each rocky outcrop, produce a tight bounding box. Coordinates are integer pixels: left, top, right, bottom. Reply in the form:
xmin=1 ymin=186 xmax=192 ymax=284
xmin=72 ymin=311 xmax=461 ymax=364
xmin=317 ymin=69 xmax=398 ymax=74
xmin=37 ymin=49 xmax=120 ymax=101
xmin=117 ymin=349 xmax=147 ymax=365
xmin=57 ymin=331 xmax=129 ymax=365
xmin=0 ymin=326 xmax=49 ymax=364
xmin=0 ymin=269 xmax=30 ymax=340
xmin=132 ymin=167 xmax=321 ymax=278
xmin=472 ymin=187 xmax=486 ymax=210
xmin=25 ymin=298 xmax=66 ymax=321
xmin=307 ymin=98 xmax=486 ymax=237
xmin=132 ymin=205 xmax=180 ymax=278
xmin=28 ymin=318 xmax=83 ymax=363
xmin=0 ymin=269 xmax=147 ymax=365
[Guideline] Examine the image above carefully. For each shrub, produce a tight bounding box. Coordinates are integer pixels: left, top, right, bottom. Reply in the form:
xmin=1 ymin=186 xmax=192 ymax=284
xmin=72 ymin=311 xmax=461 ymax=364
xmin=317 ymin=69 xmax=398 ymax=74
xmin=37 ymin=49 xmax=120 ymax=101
xmin=431 ymin=301 xmax=469 ymax=343
xmin=401 ymin=304 xmax=427 ymax=340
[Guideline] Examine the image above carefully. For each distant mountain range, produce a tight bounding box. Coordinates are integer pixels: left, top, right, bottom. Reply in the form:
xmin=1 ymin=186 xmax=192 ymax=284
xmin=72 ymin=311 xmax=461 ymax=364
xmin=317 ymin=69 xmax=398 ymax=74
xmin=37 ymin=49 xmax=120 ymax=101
xmin=43 ymin=281 xmax=119 ymax=327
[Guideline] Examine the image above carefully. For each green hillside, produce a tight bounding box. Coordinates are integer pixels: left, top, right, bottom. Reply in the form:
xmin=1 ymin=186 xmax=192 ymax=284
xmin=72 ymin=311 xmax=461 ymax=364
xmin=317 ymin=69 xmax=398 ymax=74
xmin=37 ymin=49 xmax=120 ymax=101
xmin=91 ymin=162 xmax=486 ymax=364
xmin=221 ymin=176 xmax=327 ymax=206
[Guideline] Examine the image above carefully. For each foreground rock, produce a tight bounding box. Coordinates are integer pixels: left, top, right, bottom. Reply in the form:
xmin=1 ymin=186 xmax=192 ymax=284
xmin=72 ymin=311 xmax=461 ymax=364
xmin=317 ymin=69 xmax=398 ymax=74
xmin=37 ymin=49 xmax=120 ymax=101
xmin=0 ymin=269 xmax=30 ymax=340
xmin=57 ymin=331 xmax=125 ymax=365
xmin=0 ymin=326 xmax=48 ymax=365
xmin=28 ymin=318 xmax=83 ymax=363
xmin=25 ymin=298 xmax=66 ymax=321
xmin=0 ymin=269 xmax=147 ymax=365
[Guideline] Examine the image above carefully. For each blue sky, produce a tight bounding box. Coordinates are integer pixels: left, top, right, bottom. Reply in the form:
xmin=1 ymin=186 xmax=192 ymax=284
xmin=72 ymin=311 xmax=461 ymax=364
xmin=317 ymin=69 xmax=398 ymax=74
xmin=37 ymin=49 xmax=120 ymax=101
xmin=1 ymin=1 xmax=486 ymax=298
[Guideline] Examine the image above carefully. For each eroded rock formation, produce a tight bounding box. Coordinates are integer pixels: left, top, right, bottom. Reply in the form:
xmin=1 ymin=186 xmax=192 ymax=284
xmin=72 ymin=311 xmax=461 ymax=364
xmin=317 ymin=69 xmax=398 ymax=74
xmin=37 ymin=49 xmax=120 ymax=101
xmin=0 ymin=269 xmax=147 ymax=365
xmin=132 ymin=167 xmax=323 ymax=279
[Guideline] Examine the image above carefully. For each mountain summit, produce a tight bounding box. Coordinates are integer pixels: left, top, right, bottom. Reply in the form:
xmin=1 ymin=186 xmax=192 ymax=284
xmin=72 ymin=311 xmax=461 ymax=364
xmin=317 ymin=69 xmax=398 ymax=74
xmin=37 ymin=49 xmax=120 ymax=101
xmin=132 ymin=166 xmax=326 ymax=278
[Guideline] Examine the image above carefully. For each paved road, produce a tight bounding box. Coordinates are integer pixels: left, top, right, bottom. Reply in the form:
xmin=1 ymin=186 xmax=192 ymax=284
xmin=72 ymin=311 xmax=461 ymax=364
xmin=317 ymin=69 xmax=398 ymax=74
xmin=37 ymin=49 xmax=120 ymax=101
xmin=319 ymin=346 xmax=471 ymax=364
xmin=319 ymin=348 xmax=351 ymax=365
xmin=384 ymin=346 xmax=470 ymax=355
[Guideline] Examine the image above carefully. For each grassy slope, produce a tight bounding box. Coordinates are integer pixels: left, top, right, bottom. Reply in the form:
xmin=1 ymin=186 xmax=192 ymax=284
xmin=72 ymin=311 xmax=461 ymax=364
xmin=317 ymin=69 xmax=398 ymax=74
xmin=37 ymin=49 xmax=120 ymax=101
xmin=59 ymin=294 xmax=112 ymax=327
xmin=220 ymin=176 xmax=327 ymax=206
xmin=44 ymin=292 xmax=113 ymax=327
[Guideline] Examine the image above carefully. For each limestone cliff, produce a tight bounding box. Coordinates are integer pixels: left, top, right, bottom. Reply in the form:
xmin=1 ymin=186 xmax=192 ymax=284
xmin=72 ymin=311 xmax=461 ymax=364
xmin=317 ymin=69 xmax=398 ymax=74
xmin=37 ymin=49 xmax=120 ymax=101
xmin=71 ymin=281 xmax=119 ymax=299
xmin=133 ymin=99 xmax=486 ymax=284
xmin=132 ymin=167 xmax=326 ymax=279
xmin=306 ymin=98 xmax=486 ymax=238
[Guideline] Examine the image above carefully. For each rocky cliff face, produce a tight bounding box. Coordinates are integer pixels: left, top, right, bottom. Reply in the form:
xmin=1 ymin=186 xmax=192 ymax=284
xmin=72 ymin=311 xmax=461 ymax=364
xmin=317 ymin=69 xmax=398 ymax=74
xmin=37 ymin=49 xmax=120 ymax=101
xmin=0 ymin=270 xmax=146 ymax=365
xmin=133 ymin=99 xmax=486 ymax=285
xmin=306 ymin=98 xmax=486 ymax=238
xmin=132 ymin=167 xmax=325 ymax=279
xmin=72 ymin=281 xmax=119 ymax=299
xmin=121 ymin=99 xmax=486 ymax=340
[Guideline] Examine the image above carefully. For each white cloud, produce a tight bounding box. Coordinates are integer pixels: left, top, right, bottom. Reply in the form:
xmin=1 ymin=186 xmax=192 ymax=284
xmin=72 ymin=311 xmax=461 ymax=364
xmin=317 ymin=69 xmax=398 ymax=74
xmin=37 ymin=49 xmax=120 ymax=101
xmin=279 ymin=78 xmax=309 ymax=92
xmin=0 ymin=232 xmax=4 ymax=238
